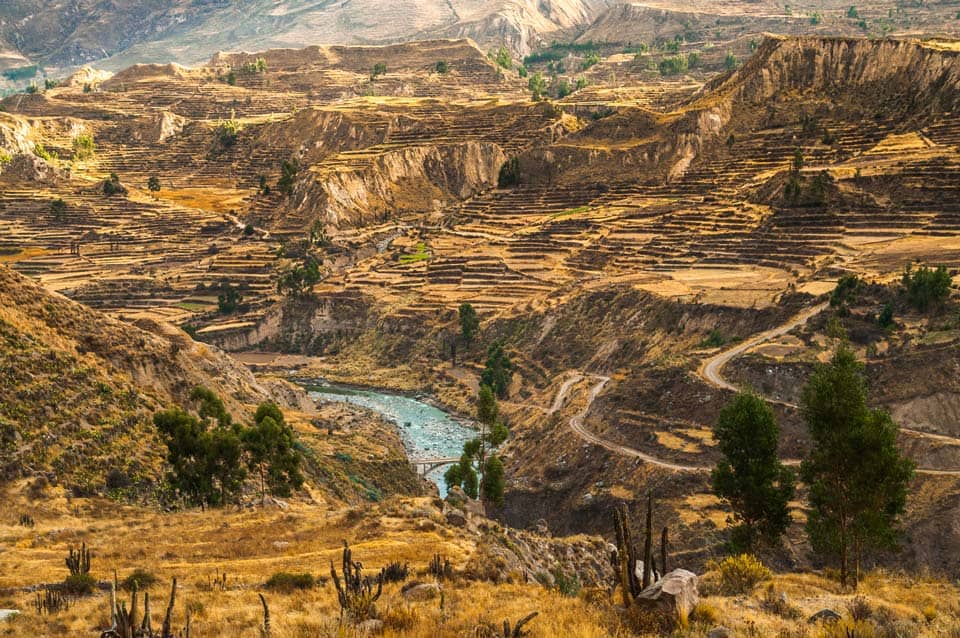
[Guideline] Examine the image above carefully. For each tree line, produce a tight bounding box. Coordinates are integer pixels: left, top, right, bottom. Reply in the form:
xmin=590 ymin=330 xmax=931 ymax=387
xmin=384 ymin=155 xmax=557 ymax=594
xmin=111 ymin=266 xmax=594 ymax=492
xmin=712 ymin=341 xmax=915 ymax=588
xmin=154 ymin=386 xmax=304 ymax=508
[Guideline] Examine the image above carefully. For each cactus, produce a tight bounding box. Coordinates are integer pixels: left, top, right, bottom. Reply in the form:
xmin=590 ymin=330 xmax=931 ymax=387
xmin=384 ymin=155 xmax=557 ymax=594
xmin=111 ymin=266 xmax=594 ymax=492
xmin=429 ymin=553 xmax=452 ymax=581
xmin=614 ymin=494 xmax=671 ymax=604
xmin=35 ymin=588 xmax=68 ymax=614
xmin=502 ymin=612 xmax=538 ymax=637
xmin=66 ymin=542 xmax=91 ymax=576
xmin=330 ymin=541 xmax=382 ymax=622
xmin=613 ymin=505 xmax=640 ymax=605
xmin=660 ymin=526 xmax=669 ymax=576
xmin=161 ymin=578 xmax=177 ymax=638
xmin=100 ymin=578 xmax=181 ymax=638
xmin=642 ymin=491 xmax=655 ymax=589
xmin=258 ymin=593 xmax=270 ymax=638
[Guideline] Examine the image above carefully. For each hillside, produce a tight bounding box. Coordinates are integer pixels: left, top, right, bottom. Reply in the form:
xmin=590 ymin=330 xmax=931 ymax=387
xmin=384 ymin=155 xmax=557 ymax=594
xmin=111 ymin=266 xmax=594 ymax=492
xmin=0 ymin=0 xmax=608 ymax=77
xmin=0 ymin=264 xmax=422 ymax=505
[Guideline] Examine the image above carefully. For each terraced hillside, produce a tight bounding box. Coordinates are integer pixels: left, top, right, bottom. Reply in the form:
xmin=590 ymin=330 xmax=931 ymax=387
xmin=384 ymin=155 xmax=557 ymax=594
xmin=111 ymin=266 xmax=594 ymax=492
xmin=4 ymin=35 xmax=960 ymax=574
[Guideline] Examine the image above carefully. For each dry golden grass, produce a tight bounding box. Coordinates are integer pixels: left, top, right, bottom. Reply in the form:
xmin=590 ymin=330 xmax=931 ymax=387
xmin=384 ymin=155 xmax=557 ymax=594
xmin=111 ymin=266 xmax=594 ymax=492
xmin=0 ymin=493 xmax=616 ymax=637
xmin=2 ymin=490 xmax=960 ymax=637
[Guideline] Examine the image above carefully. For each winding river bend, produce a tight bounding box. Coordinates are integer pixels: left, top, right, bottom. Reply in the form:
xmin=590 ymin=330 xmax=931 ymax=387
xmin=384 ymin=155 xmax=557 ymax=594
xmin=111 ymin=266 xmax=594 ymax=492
xmin=302 ymin=380 xmax=475 ymax=494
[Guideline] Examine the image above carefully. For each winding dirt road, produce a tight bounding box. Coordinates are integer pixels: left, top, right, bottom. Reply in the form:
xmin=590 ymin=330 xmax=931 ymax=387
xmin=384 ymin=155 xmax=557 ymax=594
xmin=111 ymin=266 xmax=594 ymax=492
xmin=559 ymin=301 xmax=960 ymax=476
xmin=699 ymin=302 xmax=830 ymax=392
xmin=563 ymin=373 xmax=709 ymax=472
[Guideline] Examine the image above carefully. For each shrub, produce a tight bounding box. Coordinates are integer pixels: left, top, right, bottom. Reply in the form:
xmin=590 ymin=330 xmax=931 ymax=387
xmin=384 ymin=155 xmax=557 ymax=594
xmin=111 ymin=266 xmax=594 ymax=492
xmin=724 ymin=51 xmax=738 ymax=71
xmin=581 ymin=52 xmax=600 ymax=70
xmin=498 ymin=157 xmax=521 ymax=187
xmin=878 ymin=303 xmax=895 ymax=330
xmin=700 ymin=329 xmax=726 ymax=348
xmin=121 ymin=569 xmax=158 ymax=591
xmin=816 ymin=619 xmax=876 ymax=638
xmin=34 ymin=143 xmax=56 ymax=162
xmin=63 ymin=573 xmax=97 ymax=595
xmin=761 ymin=583 xmax=802 ymax=619
xmin=830 ymin=274 xmax=860 ymax=307
xmin=215 ymin=119 xmax=242 ymax=147
xmin=72 ymin=134 xmax=94 ymax=160
xmin=381 ymin=604 xmax=420 ymax=631
xmin=707 ymin=554 xmax=771 ymax=594
xmin=552 ymin=568 xmax=580 ymax=597
xmin=690 ymin=601 xmax=721 ymax=625
xmin=265 ymin=571 xmax=316 ymax=592
xmin=659 ymin=55 xmax=688 ymax=76
xmin=435 ymin=60 xmax=448 ymax=74
xmin=902 ymin=263 xmax=952 ymax=311
xmin=847 ymin=596 xmax=873 ymax=622
xmin=382 ymin=562 xmax=409 ymax=583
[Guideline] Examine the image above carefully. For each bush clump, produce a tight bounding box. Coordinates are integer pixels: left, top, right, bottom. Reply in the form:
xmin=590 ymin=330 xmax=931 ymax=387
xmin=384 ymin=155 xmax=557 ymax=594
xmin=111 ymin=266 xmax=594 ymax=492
xmin=63 ymin=573 xmax=97 ymax=595
xmin=121 ymin=568 xmax=158 ymax=591
xmin=706 ymin=554 xmax=771 ymax=594
xmin=265 ymin=571 xmax=317 ymax=592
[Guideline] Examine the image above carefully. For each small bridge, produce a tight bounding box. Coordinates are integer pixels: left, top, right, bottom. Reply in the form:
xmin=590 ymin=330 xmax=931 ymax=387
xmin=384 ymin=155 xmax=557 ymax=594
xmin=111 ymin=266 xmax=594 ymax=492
xmin=410 ymin=457 xmax=460 ymax=477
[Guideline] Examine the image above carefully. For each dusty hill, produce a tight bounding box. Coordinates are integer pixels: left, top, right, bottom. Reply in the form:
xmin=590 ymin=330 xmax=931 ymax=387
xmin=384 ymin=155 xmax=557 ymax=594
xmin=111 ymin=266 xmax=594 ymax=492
xmin=0 ymin=0 xmax=607 ymax=76
xmin=0 ymin=264 xmax=422 ymax=505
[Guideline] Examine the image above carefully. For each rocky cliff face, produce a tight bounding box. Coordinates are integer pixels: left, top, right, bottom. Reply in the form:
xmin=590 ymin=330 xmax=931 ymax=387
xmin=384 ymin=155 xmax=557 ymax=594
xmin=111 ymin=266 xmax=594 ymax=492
xmin=705 ymin=36 xmax=960 ymax=124
xmin=299 ymin=142 xmax=507 ymax=228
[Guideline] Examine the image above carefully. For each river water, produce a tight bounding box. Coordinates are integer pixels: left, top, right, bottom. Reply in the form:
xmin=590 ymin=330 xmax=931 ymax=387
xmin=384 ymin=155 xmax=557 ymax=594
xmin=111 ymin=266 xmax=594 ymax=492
xmin=302 ymin=380 xmax=474 ymax=494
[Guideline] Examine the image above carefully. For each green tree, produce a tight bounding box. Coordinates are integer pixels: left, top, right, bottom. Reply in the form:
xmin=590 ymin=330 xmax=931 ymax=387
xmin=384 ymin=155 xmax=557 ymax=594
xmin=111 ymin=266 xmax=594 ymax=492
xmin=435 ymin=60 xmax=449 ymax=74
xmin=217 ymin=283 xmax=243 ymax=314
xmin=498 ymin=157 xmax=521 ymax=187
xmin=446 ymin=385 xmax=509 ymax=505
xmin=147 ymin=176 xmax=162 ymax=193
xmin=371 ymin=62 xmax=387 ymax=80
xmin=878 ymin=303 xmax=894 ymax=330
xmin=50 ymin=198 xmax=67 ymax=222
xmin=278 ymin=158 xmax=299 ymax=195
xmin=712 ymin=391 xmax=795 ymax=550
xmin=481 ymin=454 xmax=505 ymax=506
xmin=528 ymin=72 xmax=547 ymax=100
xmin=243 ymin=403 xmax=305 ymax=501
xmin=830 ymin=274 xmax=860 ymax=307
xmin=481 ymin=342 xmax=514 ymax=398
xmin=847 ymin=5 xmax=859 ymax=18
xmin=493 ymin=45 xmax=512 ymax=70
xmin=459 ymin=302 xmax=479 ymax=345
xmin=154 ymin=408 xmax=212 ymax=505
xmin=724 ymin=51 xmax=738 ymax=71
xmin=190 ymin=385 xmax=232 ymax=427
xmin=277 ymin=256 xmax=321 ymax=296
xmin=207 ymin=424 xmax=247 ymax=505
xmin=902 ymin=263 xmax=952 ymax=312
xmin=800 ymin=345 xmax=915 ymax=587
xmin=659 ymin=55 xmax=688 ymax=76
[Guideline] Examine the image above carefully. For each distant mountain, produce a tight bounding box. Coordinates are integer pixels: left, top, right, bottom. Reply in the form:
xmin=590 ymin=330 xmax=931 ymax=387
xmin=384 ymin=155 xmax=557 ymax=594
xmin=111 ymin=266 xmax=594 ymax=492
xmin=0 ymin=0 xmax=609 ymax=73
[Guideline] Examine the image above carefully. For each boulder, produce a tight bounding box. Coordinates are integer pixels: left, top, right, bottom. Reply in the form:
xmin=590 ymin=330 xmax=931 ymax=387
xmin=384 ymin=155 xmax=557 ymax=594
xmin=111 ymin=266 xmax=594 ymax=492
xmin=808 ymin=608 xmax=842 ymax=624
xmin=444 ymin=507 xmax=468 ymax=528
xmin=634 ymin=569 xmax=699 ymax=624
xmin=708 ymin=627 xmax=732 ymax=638
xmin=402 ymin=582 xmax=441 ymax=602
